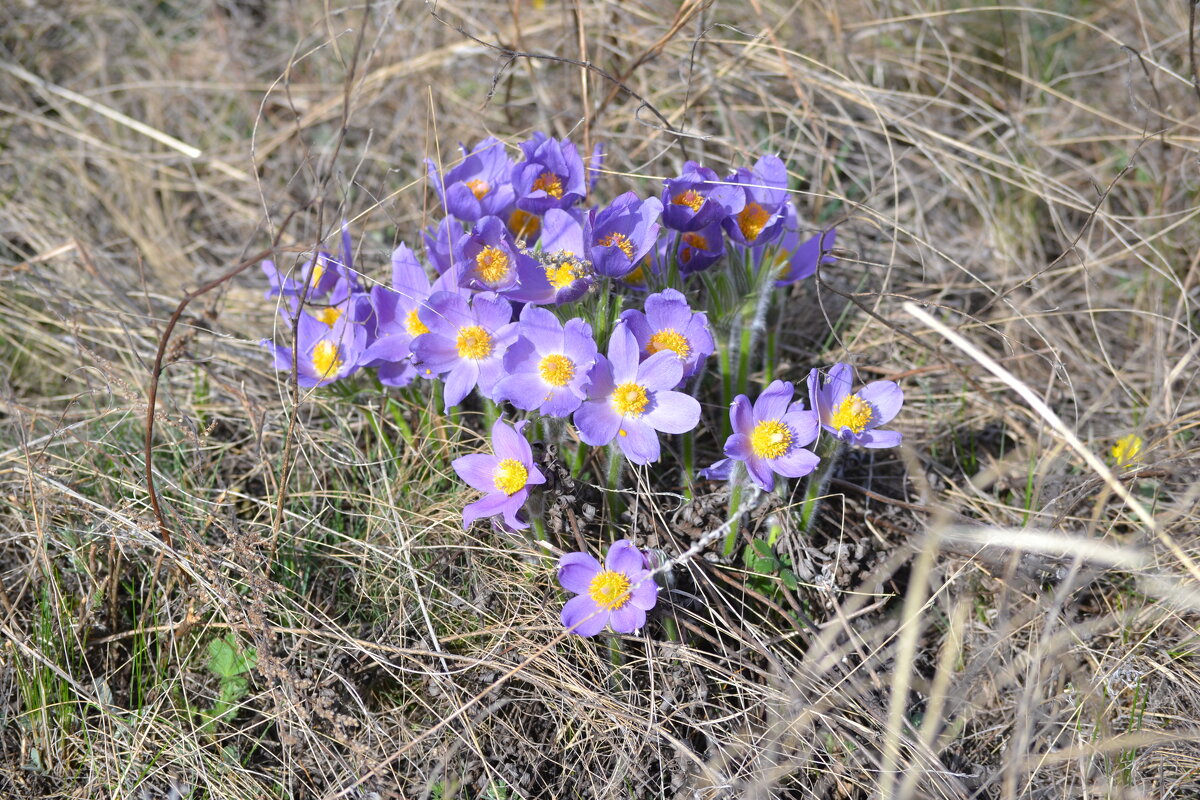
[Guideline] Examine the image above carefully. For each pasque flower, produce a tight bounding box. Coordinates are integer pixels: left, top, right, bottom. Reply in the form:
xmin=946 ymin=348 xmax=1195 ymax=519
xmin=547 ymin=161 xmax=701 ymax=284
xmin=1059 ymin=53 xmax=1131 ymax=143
xmin=587 ymin=191 xmax=663 ymax=279
xmin=660 ymin=161 xmax=745 ymax=232
xmin=702 ymin=380 xmax=820 ymax=491
xmin=411 ymin=291 xmax=517 ymax=410
xmin=512 ymin=133 xmax=586 ymax=214
xmin=452 ymin=215 xmax=544 ymax=297
xmin=262 ymin=223 xmax=360 ymax=302
xmin=807 ymin=362 xmax=903 ymax=448
xmin=452 ymin=419 xmax=546 ymax=532
xmin=723 ymin=154 xmax=790 ymax=247
xmin=755 ymin=202 xmax=836 ymax=286
xmin=264 ymin=311 xmax=366 ymax=388
xmin=428 ymin=137 xmax=516 ymax=222
xmin=558 ymin=539 xmax=658 ymax=636
xmin=619 ymin=289 xmax=715 ymax=383
xmin=494 ymin=305 xmax=597 ymax=417
xmin=675 ymin=221 xmax=726 ymax=275
xmin=509 ymin=208 xmax=594 ymax=305
xmin=573 ymin=322 xmax=701 ymax=465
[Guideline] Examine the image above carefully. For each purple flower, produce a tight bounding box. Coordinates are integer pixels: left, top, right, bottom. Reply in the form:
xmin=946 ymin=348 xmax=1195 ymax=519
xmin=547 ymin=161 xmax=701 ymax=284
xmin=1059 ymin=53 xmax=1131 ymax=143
xmin=807 ymin=363 xmax=903 ymax=448
xmin=701 ymin=380 xmax=820 ymax=491
xmin=587 ymin=141 xmax=605 ymax=193
xmin=530 ymin=208 xmax=594 ymax=303
xmin=573 ymin=322 xmax=701 ymax=465
xmin=587 ymin=191 xmax=663 ymax=279
xmin=619 ymin=236 xmax=667 ymax=292
xmin=674 ymin=222 xmax=725 ymax=275
xmin=422 ymin=217 xmax=465 ymax=276
xmin=723 ymin=154 xmax=790 ymax=247
xmin=558 ymin=539 xmax=658 ymax=636
xmin=453 ymin=215 xmax=543 ymax=296
xmin=660 ymin=161 xmax=745 ymax=232
xmin=428 ymin=137 xmax=516 ymax=222
xmin=411 ymin=291 xmax=517 ymax=410
xmin=619 ymin=289 xmax=715 ymax=382
xmin=452 ymin=419 xmax=546 ymax=532
xmin=754 ymin=202 xmax=836 ymax=286
xmin=494 ymin=305 xmax=598 ymax=416
xmin=264 ymin=312 xmax=366 ymax=388
xmin=512 ymin=133 xmax=586 ymax=214
xmin=262 ymin=223 xmax=361 ymax=302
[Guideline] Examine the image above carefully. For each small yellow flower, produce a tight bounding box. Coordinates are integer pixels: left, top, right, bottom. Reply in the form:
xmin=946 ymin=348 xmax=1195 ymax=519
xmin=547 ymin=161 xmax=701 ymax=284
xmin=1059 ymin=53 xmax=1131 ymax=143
xmin=1111 ymin=433 xmax=1143 ymax=468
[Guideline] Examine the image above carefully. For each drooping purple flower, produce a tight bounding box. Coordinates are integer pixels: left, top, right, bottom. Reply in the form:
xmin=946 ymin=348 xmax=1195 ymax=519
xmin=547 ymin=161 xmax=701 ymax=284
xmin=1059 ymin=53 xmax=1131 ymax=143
xmin=512 ymin=133 xmax=586 ymax=214
xmin=573 ymin=322 xmax=701 ymax=465
xmin=428 ymin=137 xmax=517 ymax=222
xmin=660 ymin=161 xmax=745 ymax=232
xmin=263 ymin=311 xmax=366 ymax=388
xmin=423 ymin=217 xmax=465 ymax=276
xmin=411 ymin=291 xmax=517 ymax=410
xmin=619 ymin=289 xmax=715 ymax=382
xmin=558 ymin=539 xmax=658 ymax=636
xmin=807 ymin=362 xmax=903 ymax=448
xmin=452 ymin=419 xmax=546 ymax=532
xmin=752 ymin=202 xmax=836 ymax=286
xmin=723 ymin=154 xmax=790 ymax=248
xmin=453 ymin=215 xmax=544 ymax=297
xmin=587 ymin=191 xmax=663 ymax=279
xmin=700 ymin=380 xmax=820 ymax=491
xmin=674 ymin=221 xmax=726 ymax=275
xmin=494 ymin=305 xmax=597 ymax=417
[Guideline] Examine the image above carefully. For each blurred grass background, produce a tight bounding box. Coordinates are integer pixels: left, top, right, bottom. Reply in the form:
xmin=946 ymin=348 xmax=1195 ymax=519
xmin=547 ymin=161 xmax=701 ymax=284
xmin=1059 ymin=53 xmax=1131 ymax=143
xmin=3 ymin=1 xmax=1200 ymax=798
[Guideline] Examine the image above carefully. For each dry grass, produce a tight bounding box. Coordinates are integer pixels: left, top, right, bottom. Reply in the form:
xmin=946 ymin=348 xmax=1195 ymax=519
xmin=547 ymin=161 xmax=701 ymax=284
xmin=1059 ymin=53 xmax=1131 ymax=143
xmin=3 ymin=1 xmax=1200 ymax=798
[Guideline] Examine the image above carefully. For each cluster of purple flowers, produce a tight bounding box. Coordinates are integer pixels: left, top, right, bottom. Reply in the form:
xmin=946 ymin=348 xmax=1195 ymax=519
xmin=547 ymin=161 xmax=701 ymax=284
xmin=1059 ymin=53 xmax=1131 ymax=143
xmin=261 ymin=133 xmax=903 ymax=638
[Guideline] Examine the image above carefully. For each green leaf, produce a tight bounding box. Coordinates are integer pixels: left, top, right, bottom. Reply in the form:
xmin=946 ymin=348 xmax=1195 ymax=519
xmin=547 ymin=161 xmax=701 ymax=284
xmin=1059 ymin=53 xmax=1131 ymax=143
xmin=207 ymin=634 xmax=256 ymax=678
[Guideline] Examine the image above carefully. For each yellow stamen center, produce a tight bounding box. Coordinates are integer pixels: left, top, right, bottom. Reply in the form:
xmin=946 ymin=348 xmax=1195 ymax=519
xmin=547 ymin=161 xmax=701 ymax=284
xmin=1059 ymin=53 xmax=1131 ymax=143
xmin=492 ymin=458 xmax=528 ymax=495
xmin=647 ymin=329 xmax=691 ymax=360
xmin=737 ymin=202 xmax=771 ymax=242
xmin=830 ymin=393 xmax=874 ymax=435
xmin=545 ymin=253 xmax=583 ymax=290
xmin=611 ymin=382 xmax=649 ymax=417
xmin=465 ymin=178 xmax=490 ymax=199
xmin=680 ymin=232 xmax=709 ymax=265
xmin=404 ymin=308 xmax=429 ymax=336
xmin=309 ymin=262 xmax=325 ymax=288
xmin=672 ymin=189 xmax=704 ymax=212
xmin=599 ymin=232 xmax=634 ymax=260
xmin=311 ymin=340 xmax=342 ymax=378
xmin=533 ymin=171 xmax=564 ymax=198
xmin=587 ymin=569 xmax=632 ymax=611
xmin=313 ymin=306 xmax=342 ymax=326
xmin=538 ymin=353 xmax=575 ymax=387
xmin=1112 ymin=434 xmax=1143 ymax=467
xmin=475 ymin=245 xmax=511 ymax=285
xmin=750 ymin=419 xmax=792 ymax=459
xmin=456 ymin=325 xmax=493 ymax=360
xmin=509 ymin=209 xmax=540 ymax=239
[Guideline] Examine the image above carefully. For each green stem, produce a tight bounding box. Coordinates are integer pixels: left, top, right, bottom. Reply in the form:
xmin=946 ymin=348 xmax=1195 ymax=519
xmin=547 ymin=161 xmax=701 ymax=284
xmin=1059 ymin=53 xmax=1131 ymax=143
xmin=722 ymin=461 xmax=746 ymax=557
xmin=800 ymin=436 xmax=845 ymax=532
xmin=605 ymin=443 xmax=626 ymax=532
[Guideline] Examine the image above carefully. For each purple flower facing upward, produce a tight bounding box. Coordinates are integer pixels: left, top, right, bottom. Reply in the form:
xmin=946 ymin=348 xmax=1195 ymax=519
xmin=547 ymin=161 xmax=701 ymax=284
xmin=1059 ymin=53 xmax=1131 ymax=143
xmin=512 ymin=133 xmax=586 ymax=214
xmin=452 ymin=419 xmax=546 ymax=532
xmin=587 ymin=191 xmax=663 ymax=279
xmin=453 ymin=215 xmax=543 ymax=296
xmin=428 ymin=137 xmax=516 ymax=222
xmin=558 ymin=539 xmax=658 ymax=636
xmin=411 ymin=291 xmax=517 ymax=410
xmin=807 ymin=362 xmax=904 ymax=448
xmin=660 ymin=161 xmax=746 ymax=232
xmin=264 ymin=312 xmax=366 ymax=388
xmin=723 ymin=154 xmax=790 ymax=248
xmin=529 ymin=208 xmax=594 ymax=304
xmin=494 ymin=305 xmax=597 ymax=417
xmin=573 ymin=322 xmax=701 ymax=465
xmin=619 ymin=289 xmax=715 ymax=382
xmin=702 ymin=380 xmax=820 ymax=491
xmin=263 ymin=224 xmax=361 ymax=302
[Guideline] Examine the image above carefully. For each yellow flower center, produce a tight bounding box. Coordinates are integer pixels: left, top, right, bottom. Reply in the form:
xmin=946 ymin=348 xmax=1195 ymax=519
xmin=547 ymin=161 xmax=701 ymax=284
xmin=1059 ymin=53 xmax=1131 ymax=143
xmin=455 ymin=325 xmax=493 ymax=360
xmin=311 ymin=340 xmax=343 ymax=378
xmin=533 ymin=171 xmax=564 ymax=198
xmin=544 ymin=253 xmax=583 ymax=290
xmin=611 ymin=382 xmax=649 ymax=417
xmin=587 ymin=569 xmax=632 ymax=611
xmin=599 ymin=232 xmax=634 ymax=259
xmin=508 ymin=209 xmax=541 ymax=239
xmin=647 ymin=329 xmax=691 ymax=360
xmin=750 ymin=419 xmax=793 ymax=459
xmin=623 ymin=264 xmax=647 ymax=287
xmin=1112 ymin=434 xmax=1143 ymax=467
xmin=309 ymin=262 xmax=325 ymax=288
xmin=829 ymin=393 xmax=874 ymax=435
xmin=492 ymin=458 xmax=528 ymax=495
xmin=737 ymin=202 xmax=771 ymax=242
xmin=404 ymin=308 xmax=429 ymax=336
xmin=475 ymin=245 xmax=511 ymax=285
xmin=680 ymin=232 xmax=709 ymax=265
xmin=465 ymin=178 xmax=490 ymax=199
xmin=313 ymin=306 xmax=342 ymax=326
xmin=672 ymin=189 xmax=704 ymax=212
xmin=538 ymin=353 xmax=575 ymax=387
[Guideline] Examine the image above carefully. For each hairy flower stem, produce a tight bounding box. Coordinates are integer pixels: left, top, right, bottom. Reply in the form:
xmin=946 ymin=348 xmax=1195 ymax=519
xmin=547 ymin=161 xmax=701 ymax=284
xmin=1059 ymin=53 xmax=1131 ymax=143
xmin=738 ymin=246 xmax=777 ymax=399
xmin=605 ymin=443 xmax=626 ymax=531
xmin=606 ymin=634 xmax=627 ymax=693
xmin=722 ymin=460 xmax=747 ymax=557
xmin=800 ymin=436 xmax=845 ymax=532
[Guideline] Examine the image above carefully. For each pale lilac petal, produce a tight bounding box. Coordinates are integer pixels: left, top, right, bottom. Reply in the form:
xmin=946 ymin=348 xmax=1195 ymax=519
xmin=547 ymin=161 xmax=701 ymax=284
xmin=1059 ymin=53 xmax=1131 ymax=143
xmin=699 ymin=458 xmax=733 ymax=481
xmin=443 ymin=361 xmax=480 ymax=409
xmin=856 ymin=428 xmax=902 ymax=449
xmin=619 ymin=310 xmax=653 ymax=351
xmin=411 ymin=334 xmax=458 ymax=374
xmin=561 ymin=594 xmax=608 ymax=637
xmin=462 ymin=493 xmax=510 ymax=528
xmin=618 ymin=420 xmax=661 ymax=464
xmin=779 ymin=409 xmax=820 ymax=448
xmin=499 ymin=493 xmax=530 ymax=530
xmin=745 ymin=457 xmax=776 ymax=491
xmin=753 ymin=380 xmax=794 ymax=423
xmin=558 ymin=552 xmax=602 ymax=593
xmin=608 ymin=603 xmax=647 ymax=634
xmin=541 ymin=387 xmax=582 ymax=417
xmin=730 ymin=395 xmax=753 ymax=435
xmin=491 ymin=418 xmax=530 ymax=463
xmin=724 ymin=433 xmax=752 ymax=461
xmin=452 ymin=453 xmax=500 ymax=493
xmin=473 ymin=292 xmax=514 ymax=331
xmin=770 ymin=446 xmax=820 ymax=479
xmin=627 ymin=577 xmax=658 ymax=611
xmin=642 ymin=390 xmax=700 ymax=434
xmin=494 ymin=372 xmax=549 ymax=411
xmin=644 ymin=288 xmax=692 ymax=331
xmin=858 ymin=380 xmax=904 ymax=427
xmin=635 ymin=350 xmax=685 ymax=393
xmin=525 ymin=463 xmax=547 ymax=486
xmin=606 ymin=540 xmax=643 ymax=574
xmin=575 ymin=399 xmax=622 ymax=446
xmin=518 ymin=304 xmax=565 ymax=344
xmin=607 ymin=323 xmax=641 ymax=383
